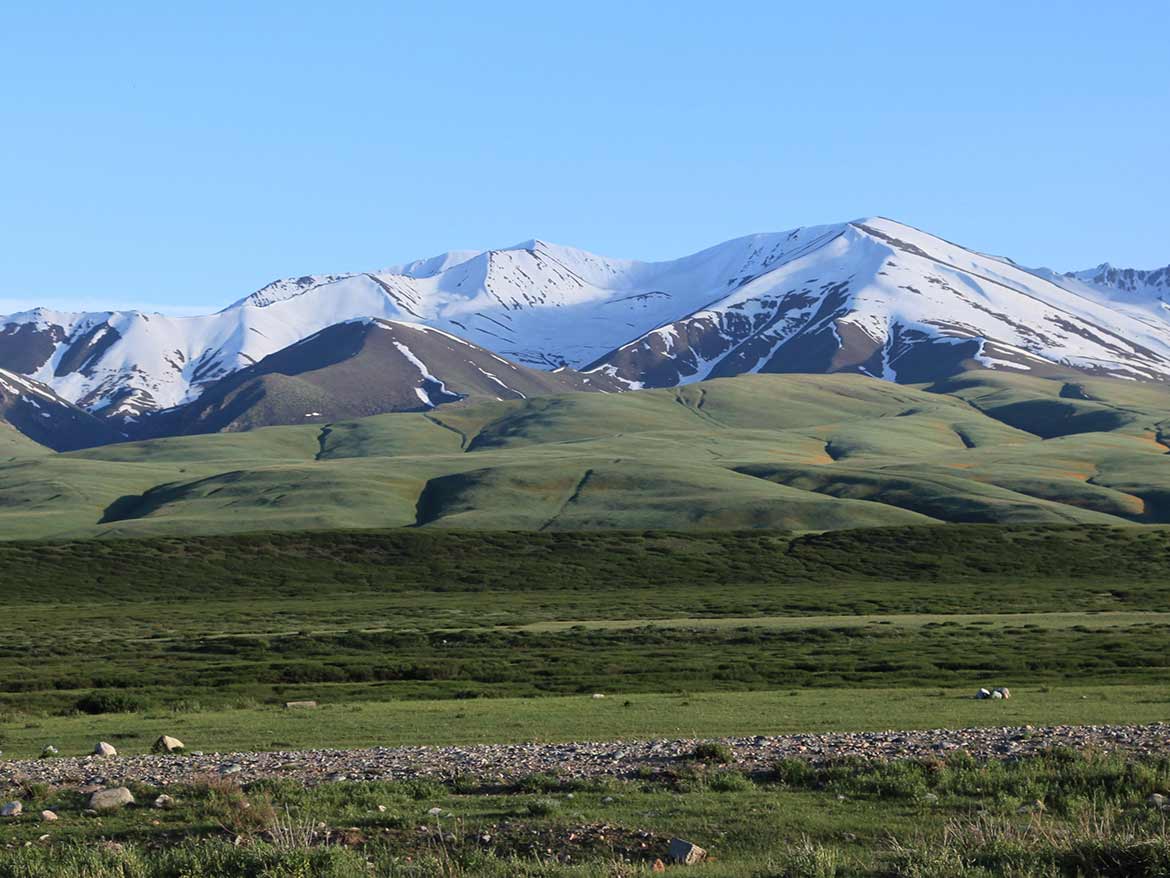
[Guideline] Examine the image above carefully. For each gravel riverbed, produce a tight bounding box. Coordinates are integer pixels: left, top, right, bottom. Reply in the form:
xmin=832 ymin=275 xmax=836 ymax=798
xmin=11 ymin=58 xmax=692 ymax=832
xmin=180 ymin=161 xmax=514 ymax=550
xmin=3 ymin=724 xmax=1168 ymax=790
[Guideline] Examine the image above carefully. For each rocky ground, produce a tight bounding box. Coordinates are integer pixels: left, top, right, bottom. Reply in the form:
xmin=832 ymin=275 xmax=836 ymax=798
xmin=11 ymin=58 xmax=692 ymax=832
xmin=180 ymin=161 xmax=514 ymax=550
xmin=3 ymin=724 xmax=1169 ymax=790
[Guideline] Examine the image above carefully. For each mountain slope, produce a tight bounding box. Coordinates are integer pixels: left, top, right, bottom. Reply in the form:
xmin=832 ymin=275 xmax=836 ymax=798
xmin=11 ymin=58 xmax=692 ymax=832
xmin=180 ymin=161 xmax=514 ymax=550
xmin=0 ymin=369 xmax=124 ymax=452
xmin=1026 ymin=262 xmax=1170 ymax=327
xmin=1 ymin=219 xmax=1167 ymax=432
xmin=143 ymin=318 xmax=620 ymax=436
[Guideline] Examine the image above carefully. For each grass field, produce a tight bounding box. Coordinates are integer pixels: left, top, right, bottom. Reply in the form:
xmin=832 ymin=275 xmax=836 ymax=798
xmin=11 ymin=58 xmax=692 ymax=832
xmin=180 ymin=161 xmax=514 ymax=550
xmin=2 ymin=749 xmax=1169 ymax=876
xmin=2 ymin=525 xmax=1170 ymax=874
xmin=2 ymin=685 xmax=1168 ymax=760
xmin=0 ymin=370 xmax=1167 ymax=537
xmin=1 ymin=526 xmax=1168 ymax=745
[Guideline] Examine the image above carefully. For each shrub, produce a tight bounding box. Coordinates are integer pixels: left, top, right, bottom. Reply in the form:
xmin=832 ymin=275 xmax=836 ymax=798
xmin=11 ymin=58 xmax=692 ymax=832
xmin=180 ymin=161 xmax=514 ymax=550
xmin=709 ymin=770 xmax=753 ymax=792
xmin=689 ymin=742 xmax=735 ymax=764
xmin=525 ymin=797 xmax=560 ymax=817
xmin=73 ymin=692 xmax=146 ymax=715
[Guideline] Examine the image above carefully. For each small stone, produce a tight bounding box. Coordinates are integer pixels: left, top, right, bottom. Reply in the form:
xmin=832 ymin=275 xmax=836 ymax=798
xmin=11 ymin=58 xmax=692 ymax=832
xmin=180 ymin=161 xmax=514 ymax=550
xmin=668 ymin=838 xmax=707 ymax=865
xmin=152 ymin=794 xmax=176 ymax=810
xmin=94 ymin=741 xmax=117 ymax=758
xmin=591 ymin=693 xmax=606 ymax=699
xmin=427 ymin=806 xmax=443 ymax=816
xmin=153 ymin=735 xmax=185 ymax=753
xmin=219 ymin=763 xmax=243 ymax=776
xmin=88 ymin=787 xmax=135 ymax=811
xmin=376 ymin=805 xmax=387 ymax=813
xmin=40 ymin=810 xmax=57 ymax=822
xmin=1 ymin=802 xmax=22 ymax=818
xmin=284 ymin=700 xmax=318 ymax=709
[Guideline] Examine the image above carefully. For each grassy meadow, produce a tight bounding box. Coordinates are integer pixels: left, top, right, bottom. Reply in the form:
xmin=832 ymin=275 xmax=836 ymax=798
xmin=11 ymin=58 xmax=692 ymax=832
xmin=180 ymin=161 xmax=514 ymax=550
xmin=1 ymin=526 xmax=1169 ymax=874
xmin=1 ymin=525 xmax=1168 ymax=755
xmin=0 ymin=370 xmax=1166 ymax=538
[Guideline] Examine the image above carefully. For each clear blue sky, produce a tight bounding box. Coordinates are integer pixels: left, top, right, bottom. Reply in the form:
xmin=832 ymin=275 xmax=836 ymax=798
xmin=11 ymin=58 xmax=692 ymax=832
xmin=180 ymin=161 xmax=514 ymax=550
xmin=2 ymin=1 xmax=1167 ymax=313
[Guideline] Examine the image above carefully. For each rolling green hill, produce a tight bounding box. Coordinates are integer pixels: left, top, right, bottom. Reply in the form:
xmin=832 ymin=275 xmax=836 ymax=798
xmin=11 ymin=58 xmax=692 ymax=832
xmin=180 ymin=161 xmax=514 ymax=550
xmin=0 ymin=371 xmax=1166 ymax=539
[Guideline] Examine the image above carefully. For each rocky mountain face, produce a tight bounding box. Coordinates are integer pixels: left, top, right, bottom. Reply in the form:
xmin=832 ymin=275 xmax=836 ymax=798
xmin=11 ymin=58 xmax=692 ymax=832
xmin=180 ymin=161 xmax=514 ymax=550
xmin=0 ymin=369 xmax=124 ymax=451
xmin=0 ymin=217 xmax=1166 ymax=450
xmin=142 ymin=319 xmax=620 ymax=437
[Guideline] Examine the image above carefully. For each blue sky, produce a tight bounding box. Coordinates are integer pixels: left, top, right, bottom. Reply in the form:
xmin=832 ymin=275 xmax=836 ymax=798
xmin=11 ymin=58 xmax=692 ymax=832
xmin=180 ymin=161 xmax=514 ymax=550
xmin=2 ymin=1 xmax=1167 ymax=313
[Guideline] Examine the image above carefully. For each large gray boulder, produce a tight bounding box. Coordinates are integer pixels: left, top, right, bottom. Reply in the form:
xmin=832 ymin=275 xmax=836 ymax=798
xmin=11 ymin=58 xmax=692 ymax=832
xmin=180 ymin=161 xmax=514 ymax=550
xmin=88 ymin=787 xmax=135 ymax=811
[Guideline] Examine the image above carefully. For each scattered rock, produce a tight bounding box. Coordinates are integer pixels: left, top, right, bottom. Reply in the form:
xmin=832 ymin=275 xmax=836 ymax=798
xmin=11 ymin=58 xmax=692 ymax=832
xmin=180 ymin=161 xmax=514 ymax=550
xmin=1 ymin=802 xmax=22 ymax=818
xmin=39 ymin=810 xmax=57 ymax=822
xmin=285 ymin=700 xmax=318 ymax=709
xmin=0 ymin=723 xmax=1168 ymax=790
xmin=93 ymin=741 xmax=117 ymax=758
xmin=219 ymin=763 xmax=242 ymax=777
xmin=668 ymin=837 xmax=707 ymax=865
xmin=975 ymin=688 xmax=991 ymax=700
xmin=591 ymin=693 xmax=606 ymax=699
xmin=153 ymin=735 xmax=185 ymax=754
xmin=153 ymin=794 xmax=176 ymax=810
xmin=88 ymin=787 xmax=135 ymax=811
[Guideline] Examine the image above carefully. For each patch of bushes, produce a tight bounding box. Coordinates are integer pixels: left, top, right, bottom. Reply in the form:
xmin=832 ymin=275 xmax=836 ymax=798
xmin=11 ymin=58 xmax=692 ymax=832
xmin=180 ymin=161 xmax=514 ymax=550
xmin=73 ymin=691 xmax=146 ymax=715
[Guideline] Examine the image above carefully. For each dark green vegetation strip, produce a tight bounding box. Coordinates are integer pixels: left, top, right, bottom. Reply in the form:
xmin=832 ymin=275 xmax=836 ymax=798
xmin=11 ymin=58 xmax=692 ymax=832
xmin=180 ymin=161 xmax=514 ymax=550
xmin=1 ymin=751 xmax=1169 ymax=876
xmin=5 ymin=524 xmax=1170 ymax=601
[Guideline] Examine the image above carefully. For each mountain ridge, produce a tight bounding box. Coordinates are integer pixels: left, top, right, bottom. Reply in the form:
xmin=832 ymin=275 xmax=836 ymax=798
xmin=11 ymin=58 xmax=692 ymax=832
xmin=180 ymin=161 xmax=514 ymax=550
xmin=1 ymin=217 xmax=1167 ymax=452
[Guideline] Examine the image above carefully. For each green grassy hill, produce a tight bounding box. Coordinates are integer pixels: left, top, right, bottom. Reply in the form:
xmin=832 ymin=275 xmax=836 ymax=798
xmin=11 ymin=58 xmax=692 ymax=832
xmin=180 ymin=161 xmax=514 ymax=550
xmin=0 ymin=371 xmax=1166 ymax=539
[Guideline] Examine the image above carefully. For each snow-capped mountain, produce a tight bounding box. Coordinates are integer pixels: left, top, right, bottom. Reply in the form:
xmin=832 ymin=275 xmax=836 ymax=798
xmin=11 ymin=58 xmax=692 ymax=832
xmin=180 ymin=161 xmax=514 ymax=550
xmin=585 ymin=220 xmax=1170 ymax=388
xmin=1 ymin=218 xmax=1167 ymax=437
